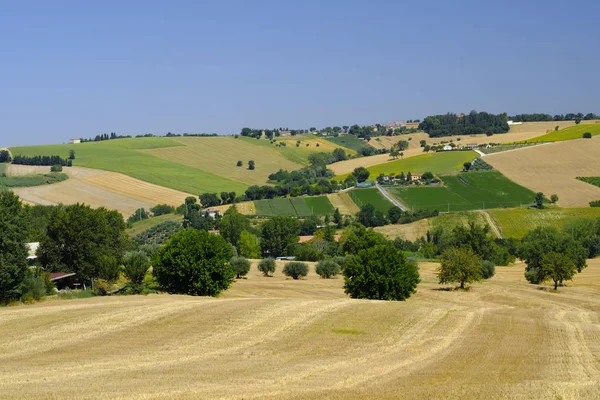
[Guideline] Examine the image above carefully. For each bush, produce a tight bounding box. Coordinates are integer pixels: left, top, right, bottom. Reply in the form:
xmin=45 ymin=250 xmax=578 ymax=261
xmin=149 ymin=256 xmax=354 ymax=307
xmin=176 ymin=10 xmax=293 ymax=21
xmin=123 ymin=251 xmax=150 ymax=288
xmin=283 ymin=261 xmax=309 ymax=280
xmin=331 ymin=255 xmax=352 ymax=271
xmin=97 ymin=255 xmax=120 ymax=284
xmin=94 ymin=279 xmax=111 ymax=296
xmin=583 ymin=132 xmax=592 ymax=139
xmin=152 ymin=229 xmax=234 ymax=296
xmin=481 ymin=260 xmax=495 ymax=279
xmin=230 ymin=256 xmax=251 ymax=279
xmin=127 ymin=208 xmax=150 ymax=223
xmin=50 ymin=164 xmax=63 ymax=172
xmin=257 ymin=258 xmax=276 ymax=277
xmin=20 ymin=272 xmax=46 ymax=303
xmin=151 ymin=204 xmax=175 ymax=216
xmin=343 ymin=244 xmax=420 ymax=301
xmin=315 ymin=260 xmax=341 ymax=278
xmin=590 ymin=200 xmax=600 ymax=207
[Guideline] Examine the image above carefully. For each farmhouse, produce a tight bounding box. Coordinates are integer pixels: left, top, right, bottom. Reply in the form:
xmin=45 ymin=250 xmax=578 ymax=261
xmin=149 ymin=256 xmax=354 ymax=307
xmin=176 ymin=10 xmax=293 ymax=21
xmin=442 ymin=145 xmax=453 ymax=151
xmin=462 ymin=143 xmax=478 ymax=150
xmin=410 ymin=174 xmax=422 ymax=182
xmin=69 ymin=138 xmax=81 ymax=144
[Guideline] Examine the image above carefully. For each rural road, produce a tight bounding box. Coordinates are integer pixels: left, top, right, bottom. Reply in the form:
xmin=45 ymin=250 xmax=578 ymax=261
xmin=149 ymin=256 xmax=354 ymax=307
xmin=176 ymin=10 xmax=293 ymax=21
xmin=376 ymin=183 xmax=407 ymax=211
xmin=476 ymin=210 xmax=502 ymax=239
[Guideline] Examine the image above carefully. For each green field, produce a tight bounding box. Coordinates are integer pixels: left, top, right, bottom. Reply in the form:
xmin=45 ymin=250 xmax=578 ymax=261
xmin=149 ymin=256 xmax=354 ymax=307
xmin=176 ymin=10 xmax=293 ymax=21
xmin=336 ymin=151 xmax=477 ymax=181
xmin=489 ymin=208 xmax=600 ymax=238
xmin=389 ymin=171 xmax=538 ymax=212
xmin=348 ymin=188 xmax=395 ymax=213
xmin=126 ymin=213 xmax=182 ymax=237
xmin=524 ymin=123 xmax=600 ymax=143
xmin=325 ymin=135 xmax=372 ymax=152
xmin=0 ymin=173 xmax=68 ymax=188
xmin=254 ymin=196 xmax=335 ymax=217
xmin=577 ymin=177 xmax=600 ymax=188
xmin=0 ymin=163 xmax=6 ymax=175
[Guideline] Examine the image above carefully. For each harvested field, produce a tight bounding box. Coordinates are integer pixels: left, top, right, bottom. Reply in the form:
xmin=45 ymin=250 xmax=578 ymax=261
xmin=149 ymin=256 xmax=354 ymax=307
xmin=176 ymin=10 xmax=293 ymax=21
xmin=327 ymin=191 xmax=360 ymax=215
xmin=485 ymin=138 xmax=600 ymax=207
xmin=12 ymin=167 xmax=192 ymax=216
xmin=210 ymin=201 xmax=256 ymax=215
xmin=5 ymin=164 xmax=52 ymax=176
xmin=330 ymin=148 xmax=423 ymax=175
xmin=2 ymin=260 xmax=600 ymax=399
xmin=374 ymin=219 xmax=431 ymax=241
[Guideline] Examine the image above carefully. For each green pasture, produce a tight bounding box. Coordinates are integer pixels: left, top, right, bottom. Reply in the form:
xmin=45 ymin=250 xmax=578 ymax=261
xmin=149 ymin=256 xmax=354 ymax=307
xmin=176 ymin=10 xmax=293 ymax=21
xmin=523 ymin=124 xmax=600 ymax=143
xmin=254 ymin=196 xmax=335 ymax=217
xmin=348 ymin=188 xmax=395 ymax=213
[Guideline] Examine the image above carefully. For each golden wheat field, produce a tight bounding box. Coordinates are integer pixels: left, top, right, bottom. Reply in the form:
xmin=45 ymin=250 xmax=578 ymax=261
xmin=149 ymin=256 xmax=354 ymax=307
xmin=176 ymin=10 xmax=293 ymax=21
xmin=326 ymin=191 xmax=360 ymax=215
xmin=2 ymin=260 xmax=600 ymax=399
xmin=11 ymin=167 xmax=192 ymax=216
xmin=485 ymin=138 xmax=600 ymax=207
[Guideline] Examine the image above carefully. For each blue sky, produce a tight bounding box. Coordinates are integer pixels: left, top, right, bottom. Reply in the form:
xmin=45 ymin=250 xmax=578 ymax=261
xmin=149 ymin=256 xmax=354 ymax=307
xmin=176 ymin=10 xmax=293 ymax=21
xmin=1 ymin=0 xmax=598 ymax=146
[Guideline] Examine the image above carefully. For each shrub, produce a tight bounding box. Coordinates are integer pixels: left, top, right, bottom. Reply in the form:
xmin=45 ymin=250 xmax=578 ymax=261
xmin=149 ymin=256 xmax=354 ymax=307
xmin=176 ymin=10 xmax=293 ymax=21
xmin=152 ymin=229 xmax=234 ymax=296
xmin=344 ymin=244 xmax=420 ymax=301
xmin=590 ymin=200 xmax=600 ymax=207
xmin=127 ymin=208 xmax=150 ymax=223
xmin=230 ymin=256 xmax=251 ymax=279
xmin=257 ymin=258 xmax=276 ymax=277
xmin=123 ymin=251 xmax=150 ymax=288
xmin=481 ymin=260 xmax=495 ymax=279
xmin=332 ymin=255 xmax=352 ymax=271
xmin=583 ymin=132 xmax=592 ymax=139
xmin=50 ymin=164 xmax=63 ymax=172
xmin=150 ymin=204 xmax=175 ymax=216
xmin=94 ymin=279 xmax=111 ymax=296
xmin=97 ymin=255 xmax=120 ymax=284
xmin=20 ymin=272 xmax=46 ymax=303
xmin=283 ymin=261 xmax=309 ymax=280
xmin=315 ymin=260 xmax=341 ymax=278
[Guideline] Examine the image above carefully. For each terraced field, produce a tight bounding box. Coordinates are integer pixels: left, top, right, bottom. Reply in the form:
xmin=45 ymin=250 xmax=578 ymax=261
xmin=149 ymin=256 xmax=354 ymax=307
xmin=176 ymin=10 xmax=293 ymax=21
xmin=3 ymin=261 xmax=600 ymax=399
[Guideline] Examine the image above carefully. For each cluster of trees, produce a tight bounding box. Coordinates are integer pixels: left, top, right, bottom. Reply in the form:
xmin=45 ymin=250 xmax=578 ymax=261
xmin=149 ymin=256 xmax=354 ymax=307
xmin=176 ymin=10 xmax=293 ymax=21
xmin=357 ymin=204 xmax=438 ymax=228
xmin=81 ymin=132 xmax=131 ymax=142
xmin=508 ymin=113 xmax=599 ymax=123
xmin=0 ymin=150 xmax=11 ymax=163
xmin=80 ymin=132 xmax=219 ymax=143
xmin=419 ymin=111 xmax=510 ymax=137
xmin=11 ymin=155 xmax=72 ymax=167
xmin=375 ymin=171 xmax=435 ymax=185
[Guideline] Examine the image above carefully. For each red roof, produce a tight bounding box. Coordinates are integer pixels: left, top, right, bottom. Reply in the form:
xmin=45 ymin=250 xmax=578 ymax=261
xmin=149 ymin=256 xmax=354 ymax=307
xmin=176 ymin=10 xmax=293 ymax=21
xmin=49 ymin=272 xmax=76 ymax=281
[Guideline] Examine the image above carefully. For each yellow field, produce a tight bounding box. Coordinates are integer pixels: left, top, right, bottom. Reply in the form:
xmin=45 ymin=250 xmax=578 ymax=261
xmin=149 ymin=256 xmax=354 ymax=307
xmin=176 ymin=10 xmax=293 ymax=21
xmin=5 ymin=164 xmax=52 ymax=176
xmin=2 ymin=260 xmax=600 ymax=399
xmin=143 ymin=137 xmax=303 ymax=186
xmin=12 ymin=167 xmax=192 ymax=217
xmin=485 ymin=138 xmax=600 ymax=207
xmin=210 ymin=201 xmax=256 ymax=215
xmin=327 ymin=191 xmax=360 ymax=215
xmin=374 ymin=219 xmax=431 ymax=241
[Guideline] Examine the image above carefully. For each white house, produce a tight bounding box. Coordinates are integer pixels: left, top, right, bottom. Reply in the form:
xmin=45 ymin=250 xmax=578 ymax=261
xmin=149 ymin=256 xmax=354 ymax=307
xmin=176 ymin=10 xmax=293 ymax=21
xmin=69 ymin=138 xmax=81 ymax=144
xmin=443 ymin=145 xmax=453 ymax=151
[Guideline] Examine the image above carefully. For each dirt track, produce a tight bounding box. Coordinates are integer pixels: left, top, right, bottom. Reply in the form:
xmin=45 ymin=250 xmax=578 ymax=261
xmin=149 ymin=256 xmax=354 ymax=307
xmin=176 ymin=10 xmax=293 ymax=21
xmin=1 ymin=261 xmax=600 ymax=399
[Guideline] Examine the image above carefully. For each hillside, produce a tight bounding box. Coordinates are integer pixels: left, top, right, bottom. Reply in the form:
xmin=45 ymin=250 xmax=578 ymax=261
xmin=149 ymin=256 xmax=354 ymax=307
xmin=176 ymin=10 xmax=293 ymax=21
xmin=2 ymin=261 xmax=600 ymax=399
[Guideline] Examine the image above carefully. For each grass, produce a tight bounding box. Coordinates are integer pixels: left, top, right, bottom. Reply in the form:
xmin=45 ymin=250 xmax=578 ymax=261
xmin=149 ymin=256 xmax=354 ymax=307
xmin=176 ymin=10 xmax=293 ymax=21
xmin=348 ymin=188 xmax=395 ymax=213
xmin=253 ymin=196 xmax=335 ymax=217
xmin=389 ymin=171 xmax=538 ymax=212
xmin=325 ymin=135 xmax=372 ymax=152
xmin=523 ymin=123 xmax=600 ymax=143
xmin=3 ymin=260 xmax=600 ymax=399
xmin=577 ymin=177 xmax=600 ymax=188
xmin=0 ymin=173 xmax=68 ymax=188
xmin=336 ymin=151 xmax=477 ymax=181
xmin=489 ymin=207 xmax=600 ymax=238
xmin=126 ymin=213 xmax=182 ymax=237
xmin=0 ymin=163 xmax=6 ymax=175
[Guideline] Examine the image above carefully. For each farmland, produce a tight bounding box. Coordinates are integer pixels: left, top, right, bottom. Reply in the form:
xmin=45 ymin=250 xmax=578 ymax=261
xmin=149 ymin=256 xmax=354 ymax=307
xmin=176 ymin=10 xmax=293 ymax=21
xmin=2 ymin=261 xmax=600 ymax=399
xmin=523 ymin=122 xmax=600 ymax=143
xmin=489 ymin=207 xmax=600 ymax=238
xmin=485 ymin=138 xmax=600 ymax=207
xmin=0 ymin=172 xmax=68 ymax=188
xmin=336 ymin=151 xmax=477 ymax=182
xmin=254 ymin=196 xmax=335 ymax=217
xmin=577 ymin=177 xmax=600 ymax=188
xmin=374 ymin=212 xmax=488 ymax=241
xmin=126 ymin=213 xmax=183 ymax=237
xmin=327 ymin=192 xmax=360 ymax=215
xmin=348 ymin=188 xmax=395 ymax=213
xmin=325 ymin=135 xmax=373 ymax=152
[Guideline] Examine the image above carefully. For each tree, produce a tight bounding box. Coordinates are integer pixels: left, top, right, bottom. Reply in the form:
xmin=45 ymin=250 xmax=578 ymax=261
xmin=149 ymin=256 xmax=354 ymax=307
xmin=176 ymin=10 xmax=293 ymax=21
xmin=151 ymin=204 xmax=175 ymax=216
xmin=463 ymin=162 xmax=472 ymax=172
xmin=68 ymin=149 xmax=75 ymax=160
xmin=230 ymin=256 xmax=251 ymax=279
xmin=343 ymin=244 xmax=420 ymax=300
xmin=300 ymin=215 xmax=320 ymax=235
xmin=352 ymin=167 xmax=370 ymax=183
xmin=283 ymin=261 xmax=309 ymax=280
xmin=333 ymin=208 xmax=342 ymax=228
xmin=238 ymin=230 xmax=261 ymax=258
xmin=123 ymin=251 xmax=150 ymax=289
xmin=260 ymin=216 xmax=301 ymax=257
xmin=388 ymin=207 xmax=403 ymax=224
xmin=550 ymin=194 xmax=559 ymax=204
xmin=356 ymin=204 xmax=386 ymax=227
xmin=315 ymin=259 xmax=341 ymax=278
xmin=258 ymin=258 xmax=276 ymax=277
xmin=390 ymin=149 xmax=398 ymax=159
xmin=219 ymin=206 xmax=250 ymax=248
xmin=583 ymin=132 xmax=592 ymax=139
xmin=535 ymin=192 xmax=545 ymax=209
xmin=248 ymin=160 xmax=255 ymax=170
xmin=153 ymin=229 xmax=233 ymax=296
xmin=481 ymin=260 xmax=495 ymax=279
xmin=540 ymin=251 xmax=577 ymax=290
xmin=422 ymin=171 xmax=434 ymax=181
xmin=0 ymin=149 xmax=11 ymax=163
xmin=339 ymin=223 xmax=387 ymax=255
xmin=97 ymin=255 xmax=120 ymax=285
xmin=399 ymin=151 xmax=404 ymax=159
xmin=236 ymin=160 xmax=243 ymax=167
xmin=199 ymin=193 xmax=221 ymax=207
xmin=241 ymin=127 xmax=252 ymax=136
xmin=438 ymin=247 xmax=482 ymax=289
xmin=38 ymin=204 xmax=128 ymax=283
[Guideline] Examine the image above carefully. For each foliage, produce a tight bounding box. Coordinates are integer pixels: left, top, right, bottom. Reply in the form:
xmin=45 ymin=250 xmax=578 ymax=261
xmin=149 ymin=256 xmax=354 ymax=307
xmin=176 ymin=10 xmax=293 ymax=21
xmin=534 ymin=192 xmax=544 ymax=209
xmin=50 ymin=164 xmax=63 ymax=172
xmin=352 ymin=167 xmax=370 ymax=183
xmin=151 ymin=204 xmax=175 ymax=216
xmin=339 ymin=223 xmax=388 ymax=255
xmin=356 ymin=203 xmax=387 ymax=227
xmin=576 ymin=177 xmax=600 ymax=188
xmin=230 ymin=256 xmax=251 ymax=279
xmin=0 ymin=192 xmax=29 ymax=304
xmin=0 ymin=150 xmax=11 ymax=163
xmin=127 ymin=208 xmax=150 ymax=223
xmin=300 ymin=215 xmax=321 ymax=235
xmin=438 ymin=247 xmax=483 ymax=289
xmin=343 ymin=244 xmax=419 ymax=300
xmin=591 ymin=201 xmax=600 ymax=207
xmin=134 ymin=220 xmax=183 ymax=246
xmin=257 ymin=258 xmax=276 ymax=276
xmin=20 ymin=271 xmax=47 ymax=303
xmin=220 ymin=206 xmax=250 ymax=248
xmin=583 ymin=132 xmax=592 ymax=139
xmin=152 ymin=229 xmax=234 ymax=296
xmin=238 ymin=230 xmax=261 ymax=258
xmin=97 ymin=255 xmax=120 ymax=284
xmin=38 ymin=204 xmax=128 ymax=282
xmin=12 ymin=154 xmax=71 ymax=166
xmin=481 ymin=260 xmax=495 ymax=279
xmin=199 ymin=193 xmax=221 ymax=207
xmin=260 ymin=216 xmax=301 ymax=257
xmin=315 ymin=259 xmax=341 ymax=278
xmin=540 ymin=252 xmax=577 ymax=290
xmin=123 ymin=251 xmax=150 ymax=289
xmin=550 ymin=194 xmax=559 ymax=204
xmin=419 ymin=111 xmax=509 ymax=137
xmin=283 ymin=261 xmax=309 ymax=280
xmin=0 ymin=173 xmax=68 ymax=188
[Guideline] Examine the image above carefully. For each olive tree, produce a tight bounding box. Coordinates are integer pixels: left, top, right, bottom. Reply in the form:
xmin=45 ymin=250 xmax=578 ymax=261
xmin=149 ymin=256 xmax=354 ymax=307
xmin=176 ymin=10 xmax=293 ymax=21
xmin=283 ymin=261 xmax=309 ymax=280
xmin=315 ymin=259 xmax=341 ymax=278
xmin=540 ymin=251 xmax=577 ymax=290
xmin=230 ymin=256 xmax=251 ymax=279
xmin=257 ymin=258 xmax=276 ymax=277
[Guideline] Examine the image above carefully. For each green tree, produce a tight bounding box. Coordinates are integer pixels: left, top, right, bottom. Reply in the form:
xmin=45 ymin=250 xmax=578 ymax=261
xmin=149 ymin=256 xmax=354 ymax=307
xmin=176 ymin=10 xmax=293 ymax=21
xmin=68 ymin=149 xmax=75 ymax=160
xmin=300 ymin=215 xmax=320 ymax=235
xmin=123 ymin=251 xmax=150 ymax=289
xmin=238 ymin=230 xmax=261 ymax=258
xmin=583 ymin=132 xmax=592 ymax=139
xmin=151 ymin=204 xmax=175 ymax=216
xmin=199 ymin=193 xmax=220 ymax=207
xmin=230 ymin=256 xmax=251 ymax=279
xmin=535 ymin=192 xmax=545 ymax=209
xmin=550 ymin=194 xmax=559 ymax=203
xmin=257 ymin=258 xmax=276 ymax=276
xmin=388 ymin=207 xmax=403 ymax=224
xmin=438 ymin=247 xmax=483 ymax=289
xmin=481 ymin=260 xmax=495 ymax=279
xmin=390 ymin=149 xmax=398 ymax=159
xmin=152 ymin=229 xmax=233 ymax=296
xmin=352 ymin=167 xmax=370 ymax=183
xmin=421 ymin=171 xmax=434 ymax=181
xmin=97 ymin=255 xmax=120 ymax=285
xmin=333 ymin=208 xmax=342 ymax=228
xmin=283 ymin=261 xmax=309 ymax=280
xmin=260 ymin=216 xmax=301 ymax=257
xmin=248 ymin=160 xmax=255 ymax=170
xmin=38 ymin=204 xmax=128 ymax=282
xmin=339 ymin=223 xmax=387 ymax=255
xmin=236 ymin=160 xmax=243 ymax=167
xmin=343 ymin=244 xmax=419 ymax=300
xmin=315 ymin=259 xmax=341 ymax=278
xmin=219 ymin=205 xmax=250 ymax=248
xmin=540 ymin=251 xmax=577 ymax=290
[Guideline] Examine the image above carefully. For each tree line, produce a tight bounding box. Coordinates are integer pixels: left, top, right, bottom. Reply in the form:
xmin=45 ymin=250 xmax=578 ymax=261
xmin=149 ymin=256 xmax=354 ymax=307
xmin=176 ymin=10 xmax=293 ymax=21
xmin=11 ymin=154 xmax=72 ymax=167
xmin=508 ymin=112 xmax=599 ymax=123
xmin=418 ymin=111 xmax=510 ymax=137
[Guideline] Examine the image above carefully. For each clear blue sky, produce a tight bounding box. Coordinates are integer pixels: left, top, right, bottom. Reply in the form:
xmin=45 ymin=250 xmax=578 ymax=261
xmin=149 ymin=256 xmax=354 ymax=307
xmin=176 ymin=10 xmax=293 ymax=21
xmin=1 ymin=0 xmax=598 ymax=146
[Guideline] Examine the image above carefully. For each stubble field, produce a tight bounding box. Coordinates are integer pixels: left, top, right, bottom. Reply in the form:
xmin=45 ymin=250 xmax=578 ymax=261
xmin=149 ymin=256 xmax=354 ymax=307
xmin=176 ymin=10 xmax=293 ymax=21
xmin=2 ymin=260 xmax=600 ymax=399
